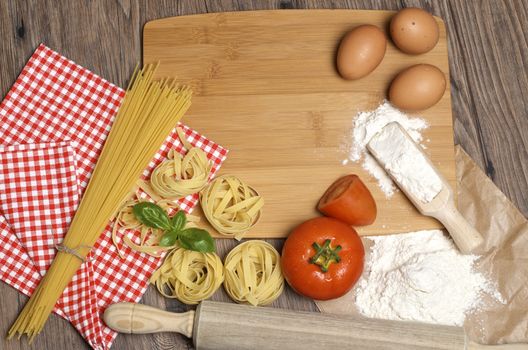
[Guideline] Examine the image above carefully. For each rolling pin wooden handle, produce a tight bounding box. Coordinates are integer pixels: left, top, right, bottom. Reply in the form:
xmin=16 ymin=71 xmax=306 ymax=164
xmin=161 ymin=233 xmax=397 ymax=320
xmin=433 ymin=201 xmax=484 ymax=254
xmin=103 ymin=302 xmax=194 ymax=337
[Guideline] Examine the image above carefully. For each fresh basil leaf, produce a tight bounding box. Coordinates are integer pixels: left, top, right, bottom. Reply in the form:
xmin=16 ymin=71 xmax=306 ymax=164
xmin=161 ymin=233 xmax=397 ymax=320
xmin=133 ymin=202 xmax=171 ymax=230
xmin=170 ymin=211 xmax=187 ymax=232
xmin=178 ymin=228 xmax=215 ymax=253
xmin=176 ymin=236 xmax=193 ymax=250
xmin=159 ymin=230 xmax=180 ymax=247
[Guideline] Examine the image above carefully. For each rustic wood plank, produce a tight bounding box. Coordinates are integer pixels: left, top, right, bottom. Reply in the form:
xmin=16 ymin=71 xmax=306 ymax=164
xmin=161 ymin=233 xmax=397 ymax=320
xmin=442 ymin=0 xmax=528 ymax=214
xmin=0 ymin=1 xmax=526 ymax=349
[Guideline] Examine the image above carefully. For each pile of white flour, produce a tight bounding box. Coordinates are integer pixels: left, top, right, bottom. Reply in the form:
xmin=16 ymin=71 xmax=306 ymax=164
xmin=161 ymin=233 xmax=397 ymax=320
xmin=347 ymin=101 xmax=429 ymax=197
xmin=346 ymin=102 xmax=503 ymax=326
xmin=354 ymin=230 xmax=503 ymax=326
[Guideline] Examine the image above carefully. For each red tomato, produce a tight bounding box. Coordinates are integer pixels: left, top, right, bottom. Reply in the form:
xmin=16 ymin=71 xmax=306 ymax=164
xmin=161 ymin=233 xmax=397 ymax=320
xmin=281 ymin=217 xmax=364 ymax=300
xmin=318 ymin=174 xmax=377 ymax=226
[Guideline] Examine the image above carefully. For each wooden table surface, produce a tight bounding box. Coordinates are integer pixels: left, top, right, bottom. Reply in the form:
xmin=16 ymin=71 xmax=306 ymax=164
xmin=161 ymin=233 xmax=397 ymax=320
xmin=0 ymin=1 xmax=526 ymax=349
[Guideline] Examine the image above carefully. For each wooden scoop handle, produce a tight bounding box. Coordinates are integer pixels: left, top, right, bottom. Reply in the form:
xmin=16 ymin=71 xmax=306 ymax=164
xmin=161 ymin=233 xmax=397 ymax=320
xmin=103 ymin=302 xmax=194 ymax=337
xmin=432 ymin=200 xmax=484 ymax=254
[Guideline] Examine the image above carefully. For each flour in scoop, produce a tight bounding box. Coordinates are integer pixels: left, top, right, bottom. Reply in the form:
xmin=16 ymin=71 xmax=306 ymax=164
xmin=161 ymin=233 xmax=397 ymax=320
xmin=354 ymin=230 xmax=504 ymax=326
xmin=345 ymin=101 xmax=429 ymax=197
xmin=368 ymin=122 xmax=442 ymax=203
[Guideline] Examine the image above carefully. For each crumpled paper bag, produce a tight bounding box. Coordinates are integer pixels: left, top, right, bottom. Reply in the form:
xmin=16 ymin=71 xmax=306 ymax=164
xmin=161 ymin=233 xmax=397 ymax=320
xmin=317 ymin=146 xmax=528 ymax=345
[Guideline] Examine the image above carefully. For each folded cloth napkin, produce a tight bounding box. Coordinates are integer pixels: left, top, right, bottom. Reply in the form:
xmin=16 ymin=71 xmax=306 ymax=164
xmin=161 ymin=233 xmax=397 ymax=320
xmin=0 ymin=44 xmax=228 ymax=349
xmin=0 ymin=141 xmax=80 ymax=276
xmin=0 ymin=44 xmax=123 ymax=193
xmin=0 ymin=214 xmax=42 ymax=298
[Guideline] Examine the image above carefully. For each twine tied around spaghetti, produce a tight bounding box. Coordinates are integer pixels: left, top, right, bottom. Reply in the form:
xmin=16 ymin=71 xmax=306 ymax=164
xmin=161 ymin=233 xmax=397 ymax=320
xmin=55 ymin=243 xmax=93 ymax=262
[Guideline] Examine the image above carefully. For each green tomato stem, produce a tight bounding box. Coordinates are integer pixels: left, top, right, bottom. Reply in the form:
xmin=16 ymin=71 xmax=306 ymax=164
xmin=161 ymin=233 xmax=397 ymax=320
xmin=309 ymin=239 xmax=342 ymax=272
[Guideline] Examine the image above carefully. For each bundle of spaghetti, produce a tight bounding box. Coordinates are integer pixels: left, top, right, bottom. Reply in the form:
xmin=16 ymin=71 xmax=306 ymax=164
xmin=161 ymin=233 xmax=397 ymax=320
xmin=149 ymin=127 xmax=212 ymax=199
xmin=150 ymin=247 xmax=224 ymax=305
xmin=223 ymin=241 xmax=284 ymax=306
xmin=200 ymin=175 xmax=264 ymax=240
xmin=8 ymin=63 xmax=192 ymax=341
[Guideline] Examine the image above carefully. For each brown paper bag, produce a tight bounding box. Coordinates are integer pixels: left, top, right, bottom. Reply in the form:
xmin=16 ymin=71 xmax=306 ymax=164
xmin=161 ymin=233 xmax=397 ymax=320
xmin=317 ymin=146 xmax=528 ymax=344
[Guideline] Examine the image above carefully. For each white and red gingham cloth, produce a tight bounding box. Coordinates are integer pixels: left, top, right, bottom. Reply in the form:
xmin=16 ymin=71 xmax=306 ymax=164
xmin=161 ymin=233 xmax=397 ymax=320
xmin=0 ymin=44 xmax=228 ymax=349
xmin=0 ymin=141 xmax=79 ymax=276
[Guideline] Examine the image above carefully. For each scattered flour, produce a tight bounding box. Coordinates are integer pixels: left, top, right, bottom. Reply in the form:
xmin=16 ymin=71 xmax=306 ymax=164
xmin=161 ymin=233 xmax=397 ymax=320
xmin=347 ymin=101 xmax=429 ymax=197
xmin=368 ymin=122 xmax=442 ymax=203
xmin=346 ymin=102 xmax=503 ymax=326
xmin=354 ymin=230 xmax=504 ymax=326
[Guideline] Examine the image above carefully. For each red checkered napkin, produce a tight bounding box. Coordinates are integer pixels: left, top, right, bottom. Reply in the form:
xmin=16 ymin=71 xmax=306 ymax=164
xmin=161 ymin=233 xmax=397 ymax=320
xmin=0 ymin=44 xmax=124 ymax=193
xmin=0 ymin=141 xmax=79 ymax=276
xmin=0 ymin=194 xmax=69 ymax=321
xmin=0 ymin=44 xmax=228 ymax=350
xmin=0 ymin=215 xmax=41 ymax=297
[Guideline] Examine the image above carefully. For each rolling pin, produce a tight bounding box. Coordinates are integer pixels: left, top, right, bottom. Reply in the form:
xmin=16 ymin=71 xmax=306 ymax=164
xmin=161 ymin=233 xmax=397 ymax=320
xmin=104 ymin=301 xmax=525 ymax=350
xmin=367 ymin=122 xmax=484 ymax=254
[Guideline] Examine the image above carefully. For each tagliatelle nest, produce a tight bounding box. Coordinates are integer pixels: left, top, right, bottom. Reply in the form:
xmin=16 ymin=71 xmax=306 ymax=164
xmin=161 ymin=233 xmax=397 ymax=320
xmin=149 ymin=128 xmax=212 ymax=199
xmin=199 ymin=175 xmax=264 ymax=240
xmin=150 ymin=247 xmax=224 ymax=305
xmin=111 ymin=197 xmax=199 ymax=258
xmin=223 ymin=240 xmax=284 ymax=306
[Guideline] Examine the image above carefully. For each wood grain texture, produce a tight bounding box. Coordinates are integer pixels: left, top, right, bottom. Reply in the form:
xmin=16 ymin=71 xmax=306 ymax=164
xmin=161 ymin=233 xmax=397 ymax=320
xmin=106 ymin=301 xmax=528 ymax=350
xmin=143 ymin=9 xmax=455 ymax=237
xmin=193 ymin=300 xmax=467 ymax=350
xmin=104 ymin=303 xmax=195 ymax=337
xmin=0 ymin=1 xmax=526 ymax=349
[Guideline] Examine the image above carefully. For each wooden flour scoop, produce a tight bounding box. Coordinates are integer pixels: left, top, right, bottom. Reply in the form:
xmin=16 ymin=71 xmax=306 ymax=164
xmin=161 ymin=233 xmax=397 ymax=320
xmin=104 ymin=301 xmax=524 ymax=349
xmin=367 ymin=122 xmax=484 ymax=253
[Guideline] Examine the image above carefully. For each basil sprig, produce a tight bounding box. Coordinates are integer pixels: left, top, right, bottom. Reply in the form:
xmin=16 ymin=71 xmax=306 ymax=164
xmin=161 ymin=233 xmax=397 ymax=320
xmin=133 ymin=202 xmax=172 ymax=230
xmin=133 ymin=202 xmax=215 ymax=253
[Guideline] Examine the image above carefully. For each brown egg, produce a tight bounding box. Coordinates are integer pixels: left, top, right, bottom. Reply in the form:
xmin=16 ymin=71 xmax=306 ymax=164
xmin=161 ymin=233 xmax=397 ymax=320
xmin=389 ymin=64 xmax=446 ymax=111
xmin=390 ymin=8 xmax=439 ymax=55
xmin=336 ymin=25 xmax=387 ymax=80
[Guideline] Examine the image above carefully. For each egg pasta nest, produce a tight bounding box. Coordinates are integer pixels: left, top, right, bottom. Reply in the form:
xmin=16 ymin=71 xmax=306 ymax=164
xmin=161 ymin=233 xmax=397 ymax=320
xmin=150 ymin=127 xmax=212 ymax=199
xmin=111 ymin=195 xmax=200 ymax=258
xmin=150 ymin=247 xmax=224 ymax=305
xmin=200 ymin=175 xmax=264 ymax=240
xmin=223 ymin=240 xmax=284 ymax=306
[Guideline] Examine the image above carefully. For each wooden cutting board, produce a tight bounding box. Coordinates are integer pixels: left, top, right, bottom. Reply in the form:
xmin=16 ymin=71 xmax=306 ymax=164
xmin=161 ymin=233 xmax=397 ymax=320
xmin=143 ymin=9 xmax=456 ymax=238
